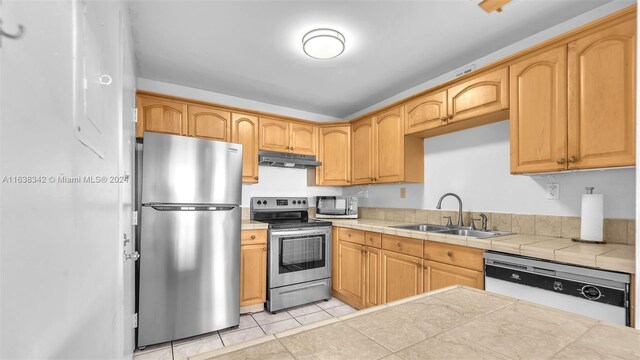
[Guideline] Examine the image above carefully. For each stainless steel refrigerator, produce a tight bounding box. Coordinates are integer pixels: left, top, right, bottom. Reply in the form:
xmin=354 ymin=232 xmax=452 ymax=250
xmin=137 ymin=132 xmax=242 ymax=347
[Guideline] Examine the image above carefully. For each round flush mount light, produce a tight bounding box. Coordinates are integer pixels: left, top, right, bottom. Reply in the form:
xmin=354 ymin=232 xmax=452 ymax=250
xmin=302 ymin=28 xmax=345 ymax=59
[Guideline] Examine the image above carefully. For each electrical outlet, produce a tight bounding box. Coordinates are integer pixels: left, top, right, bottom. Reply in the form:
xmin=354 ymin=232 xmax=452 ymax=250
xmin=546 ymin=183 xmax=560 ymax=200
xmin=400 ymin=187 xmax=406 ymax=199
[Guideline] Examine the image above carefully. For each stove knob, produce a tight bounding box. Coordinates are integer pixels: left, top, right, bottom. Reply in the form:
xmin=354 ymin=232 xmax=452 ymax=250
xmin=257 ymin=200 xmax=262 ymax=205
xmin=263 ymin=200 xmax=268 ymax=205
xmin=296 ymin=200 xmax=301 ymax=205
xmin=302 ymin=200 xmax=307 ymax=205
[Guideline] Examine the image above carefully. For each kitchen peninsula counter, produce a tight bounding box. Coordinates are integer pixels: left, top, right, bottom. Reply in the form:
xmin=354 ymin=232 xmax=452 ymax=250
xmin=192 ymin=286 xmax=640 ymax=360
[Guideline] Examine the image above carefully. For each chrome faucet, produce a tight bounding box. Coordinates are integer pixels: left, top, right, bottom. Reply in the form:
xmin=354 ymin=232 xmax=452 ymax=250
xmin=436 ymin=193 xmax=464 ymax=227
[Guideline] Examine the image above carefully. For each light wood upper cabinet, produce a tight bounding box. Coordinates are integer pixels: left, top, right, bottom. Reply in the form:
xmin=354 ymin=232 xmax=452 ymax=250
xmin=424 ymin=261 xmax=483 ymax=292
xmin=187 ymin=105 xmax=231 ymax=141
xmin=316 ymin=125 xmax=351 ymax=186
xmin=337 ymin=240 xmax=366 ymax=309
xmin=447 ymin=67 xmax=509 ymax=123
xmin=259 ymin=117 xmax=290 ymax=152
xmin=290 ymin=122 xmax=316 ymax=155
xmin=380 ymin=250 xmax=423 ymax=303
xmin=375 ymin=107 xmax=405 ymax=183
xmin=137 ymin=95 xmax=188 ymax=137
xmin=365 ymin=247 xmax=381 ymax=308
xmin=232 ymin=113 xmax=260 ymax=183
xmin=405 ymin=90 xmax=448 ymax=135
xmin=351 ymin=118 xmax=375 ymax=185
xmin=510 ymin=46 xmax=568 ymax=174
xmin=567 ymin=18 xmax=636 ymax=169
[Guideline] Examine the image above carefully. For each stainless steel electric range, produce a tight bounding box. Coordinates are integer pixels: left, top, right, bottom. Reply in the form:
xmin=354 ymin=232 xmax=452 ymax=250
xmin=250 ymin=197 xmax=332 ymax=313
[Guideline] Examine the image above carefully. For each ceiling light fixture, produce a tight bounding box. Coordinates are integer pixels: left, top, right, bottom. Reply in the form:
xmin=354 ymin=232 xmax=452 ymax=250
xmin=302 ymin=28 xmax=345 ymax=59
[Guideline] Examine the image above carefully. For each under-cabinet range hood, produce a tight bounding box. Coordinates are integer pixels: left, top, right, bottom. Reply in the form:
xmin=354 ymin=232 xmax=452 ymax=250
xmin=258 ymin=150 xmax=321 ymax=169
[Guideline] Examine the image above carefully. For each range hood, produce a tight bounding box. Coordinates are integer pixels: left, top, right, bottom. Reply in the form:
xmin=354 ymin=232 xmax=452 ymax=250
xmin=258 ymin=150 xmax=321 ymax=169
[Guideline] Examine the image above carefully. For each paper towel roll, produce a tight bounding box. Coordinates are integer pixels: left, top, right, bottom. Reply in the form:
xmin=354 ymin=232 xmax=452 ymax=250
xmin=580 ymin=193 xmax=604 ymax=242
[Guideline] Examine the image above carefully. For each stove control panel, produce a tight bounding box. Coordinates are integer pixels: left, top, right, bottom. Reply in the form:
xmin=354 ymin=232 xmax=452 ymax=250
xmin=251 ymin=197 xmax=308 ymax=211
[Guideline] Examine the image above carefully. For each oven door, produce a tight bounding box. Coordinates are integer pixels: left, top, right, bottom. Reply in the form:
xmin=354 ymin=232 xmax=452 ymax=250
xmin=316 ymin=196 xmax=348 ymax=216
xmin=269 ymin=227 xmax=331 ymax=288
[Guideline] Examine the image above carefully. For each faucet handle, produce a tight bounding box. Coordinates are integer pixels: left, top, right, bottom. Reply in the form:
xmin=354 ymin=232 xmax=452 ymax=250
xmin=479 ymin=213 xmax=488 ymax=231
xmin=443 ymin=216 xmax=453 ymax=227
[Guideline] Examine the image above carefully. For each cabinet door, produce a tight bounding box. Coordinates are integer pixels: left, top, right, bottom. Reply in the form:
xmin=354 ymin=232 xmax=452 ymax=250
xmin=404 ymin=90 xmax=448 ymax=134
xmin=232 ymin=113 xmax=260 ymax=183
xmin=510 ymin=46 xmax=568 ymax=174
xmin=187 ymin=105 xmax=231 ymax=141
xmin=447 ymin=67 xmax=509 ymax=123
xmin=424 ymin=261 xmax=483 ymax=292
xmin=380 ymin=250 xmax=423 ymax=303
xmin=351 ymin=118 xmax=374 ymax=185
xmin=137 ymin=96 xmax=188 ymax=137
xmin=317 ymin=126 xmax=351 ymax=185
xmin=374 ymin=107 xmax=404 ymax=183
xmin=337 ymin=240 xmax=365 ymax=308
xmin=259 ymin=117 xmax=290 ymax=152
xmin=365 ymin=247 xmax=381 ymax=307
xmin=331 ymin=227 xmax=339 ymax=292
xmin=290 ymin=123 xmax=316 ymax=155
xmin=240 ymin=244 xmax=267 ymax=306
xmin=567 ymin=18 xmax=636 ymax=169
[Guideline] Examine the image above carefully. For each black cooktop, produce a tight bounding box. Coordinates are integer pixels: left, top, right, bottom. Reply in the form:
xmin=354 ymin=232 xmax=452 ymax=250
xmin=257 ymin=218 xmax=332 ymax=230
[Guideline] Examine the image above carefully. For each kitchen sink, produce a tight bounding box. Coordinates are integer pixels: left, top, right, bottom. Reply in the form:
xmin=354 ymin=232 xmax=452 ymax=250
xmin=391 ymin=223 xmax=512 ymax=239
xmin=392 ymin=224 xmax=450 ymax=232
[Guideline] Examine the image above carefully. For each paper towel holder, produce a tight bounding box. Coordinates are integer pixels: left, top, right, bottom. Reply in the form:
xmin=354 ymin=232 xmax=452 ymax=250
xmin=572 ymin=186 xmax=606 ymax=244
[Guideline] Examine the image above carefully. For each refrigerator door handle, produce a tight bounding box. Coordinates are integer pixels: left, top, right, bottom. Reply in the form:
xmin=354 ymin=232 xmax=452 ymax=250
xmin=146 ymin=204 xmax=236 ymax=212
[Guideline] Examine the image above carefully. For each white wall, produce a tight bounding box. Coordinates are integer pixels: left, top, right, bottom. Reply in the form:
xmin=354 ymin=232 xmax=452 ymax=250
xmin=137 ymin=78 xmax=342 ymax=122
xmin=0 ymin=1 xmax=136 ymax=358
xmin=241 ymin=166 xmax=342 ymax=207
xmin=347 ymin=121 xmax=636 ymax=219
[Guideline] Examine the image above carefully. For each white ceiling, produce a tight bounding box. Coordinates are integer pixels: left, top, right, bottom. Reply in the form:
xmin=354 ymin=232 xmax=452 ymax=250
xmin=129 ymin=0 xmax=615 ymax=118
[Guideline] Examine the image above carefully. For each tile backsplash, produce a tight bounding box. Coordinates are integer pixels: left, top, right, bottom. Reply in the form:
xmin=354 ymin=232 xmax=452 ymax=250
xmin=358 ymin=207 xmax=635 ymax=245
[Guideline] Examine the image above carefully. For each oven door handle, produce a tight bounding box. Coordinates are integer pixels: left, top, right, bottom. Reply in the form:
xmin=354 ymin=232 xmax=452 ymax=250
xmin=270 ymin=228 xmax=330 ymax=237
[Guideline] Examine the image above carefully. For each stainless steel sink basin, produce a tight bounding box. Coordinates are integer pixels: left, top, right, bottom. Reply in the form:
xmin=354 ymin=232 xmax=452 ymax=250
xmin=391 ymin=223 xmax=512 ymax=239
xmin=392 ymin=224 xmax=450 ymax=232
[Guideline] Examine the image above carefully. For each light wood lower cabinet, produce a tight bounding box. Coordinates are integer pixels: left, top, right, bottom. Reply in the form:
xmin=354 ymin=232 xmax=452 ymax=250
xmin=380 ymin=250 xmax=423 ymax=303
xmin=240 ymin=230 xmax=267 ymax=307
xmin=332 ymin=227 xmax=486 ymax=309
xmin=336 ymin=240 xmax=366 ymax=308
xmin=365 ymin=247 xmax=381 ymax=307
xmin=424 ymin=260 xmax=484 ymax=292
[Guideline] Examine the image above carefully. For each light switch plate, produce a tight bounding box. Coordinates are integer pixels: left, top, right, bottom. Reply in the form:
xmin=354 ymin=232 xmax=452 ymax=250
xmin=400 ymin=187 xmax=407 ymax=199
xmin=547 ymin=183 xmax=560 ymax=200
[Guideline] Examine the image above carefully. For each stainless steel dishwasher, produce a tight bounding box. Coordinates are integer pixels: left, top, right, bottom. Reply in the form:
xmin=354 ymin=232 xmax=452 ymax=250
xmin=484 ymin=251 xmax=631 ymax=326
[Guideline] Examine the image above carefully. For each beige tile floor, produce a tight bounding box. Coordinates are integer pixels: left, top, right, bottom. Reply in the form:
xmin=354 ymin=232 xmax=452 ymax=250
xmin=133 ymin=298 xmax=356 ymax=360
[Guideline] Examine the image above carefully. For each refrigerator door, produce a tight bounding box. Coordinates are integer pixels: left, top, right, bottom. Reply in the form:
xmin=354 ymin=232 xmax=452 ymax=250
xmin=141 ymin=133 xmax=242 ymax=205
xmin=138 ymin=204 xmax=241 ymax=346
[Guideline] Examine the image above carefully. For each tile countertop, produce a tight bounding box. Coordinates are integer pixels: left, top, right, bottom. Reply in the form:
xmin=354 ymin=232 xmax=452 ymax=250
xmin=240 ymin=220 xmax=269 ymax=230
xmin=327 ymin=218 xmax=636 ymax=274
xmin=191 ymin=286 xmax=640 ymax=360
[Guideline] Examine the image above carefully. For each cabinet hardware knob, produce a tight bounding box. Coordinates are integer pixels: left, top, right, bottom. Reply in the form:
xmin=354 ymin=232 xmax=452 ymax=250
xmin=348 ymin=233 xmax=351 ymax=237
xmin=397 ymin=242 xmax=402 ymax=247
xmin=447 ymin=114 xmax=454 ymax=120
xmin=440 ymin=116 xmax=447 ymax=122
xmin=447 ymin=251 xmax=453 ymax=257
xmin=251 ymin=235 xmax=256 ymax=239
xmin=254 ymin=176 xmax=259 ymax=180
xmin=286 ymin=146 xmax=290 ymax=150
xmin=290 ymin=147 xmax=294 ymax=150
xmin=556 ymin=158 xmax=566 ymax=164
xmin=569 ymin=156 xmax=577 ymax=163
xmin=263 ymin=247 xmax=267 ymax=251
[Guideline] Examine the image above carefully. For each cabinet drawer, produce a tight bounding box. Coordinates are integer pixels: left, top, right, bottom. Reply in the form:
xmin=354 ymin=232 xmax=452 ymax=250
xmin=382 ymin=234 xmax=423 ymax=258
xmin=338 ymin=227 xmax=365 ymax=244
xmin=364 ymin=232 xmax=382 ymax=248
xmin=241 ymin=230 xmax=267 ymax=245
xmin=423 ymin=241 xmax=484 ymax=271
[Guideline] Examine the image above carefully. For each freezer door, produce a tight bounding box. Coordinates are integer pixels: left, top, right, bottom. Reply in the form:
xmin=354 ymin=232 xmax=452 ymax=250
xmin=138 ymin=205 xmax=241 ymax=346
xmin=141 ymin=132 xmax=242 ymax=205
